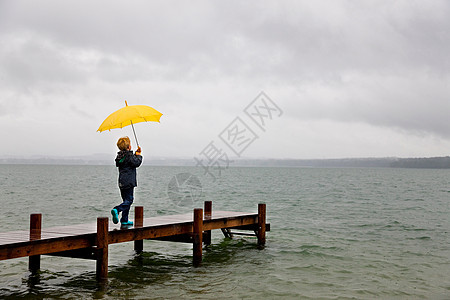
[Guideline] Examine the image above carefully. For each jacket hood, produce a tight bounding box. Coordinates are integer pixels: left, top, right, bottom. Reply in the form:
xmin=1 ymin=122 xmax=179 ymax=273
xmin=115 ymin=150 xmax=132 ymax=166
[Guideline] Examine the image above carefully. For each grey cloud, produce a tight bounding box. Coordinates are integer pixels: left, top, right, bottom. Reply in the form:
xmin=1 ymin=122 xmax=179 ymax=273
xmin=287 ymin=72 xmax=450 ymax=138
xmin=3 ymin=1 xmax=449 ymax=81
xmin=0 ymin=35 xmax=87 ymax=89
xmin=246 ymin=2 xmax=450 ymax=77
xmin=0 ymin=1 xmax=219 ymax=64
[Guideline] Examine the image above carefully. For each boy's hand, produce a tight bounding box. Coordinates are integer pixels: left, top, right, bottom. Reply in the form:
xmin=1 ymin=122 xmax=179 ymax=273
xmin=136 ymin=147 xmax=142 ymax=155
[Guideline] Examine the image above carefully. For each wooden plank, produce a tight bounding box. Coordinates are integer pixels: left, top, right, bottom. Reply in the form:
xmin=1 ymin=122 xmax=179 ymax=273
xmin=0 ymin=230 xmax=86 ymax=244
xmin=150 ymin=232 xmax=217 ymax=243
xmin=210 ymin=211 xmax=255 ymax=218
xmin=0 ymin=234 xmax=95 ymax=260
xmin=135 ymin=211 xmax=254 ymax=227
xmin=227 ymin=223 xmax=271 ymax=231
xmin=141 ymin=215 xmax=194 ymax=226
xmin=42 ymin=224 xmax=98 ymax=235
xmin=108 ymin=222 xmax=194 ymax=244
xmin=226 ymin=232 xmax=256 ymax=237
xmin=0 ymin=231 xmax=34 ymax=244
xmin=46 ymin=247 xmax=96 ymax=260
xmin=203 ymin=215 xmax=258 ymax=231
xmin=0 ymin=229 xmax=73 ymax=242
xmin=152 ymin=233 xmax=193 ymax=243
xmin=0 ymin=229 xmax=96 ymax=247
xmin=221 ymin=228 xmax=232 ymax=238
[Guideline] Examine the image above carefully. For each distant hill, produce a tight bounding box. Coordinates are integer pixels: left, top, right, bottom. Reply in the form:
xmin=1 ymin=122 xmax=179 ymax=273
xmin=234 ymin=156 xmax=450 ymax=169
xmin=389 ymin=156 xmax=450 ymax=169
xmin=233 ymin=157 xmax=396 ymax=168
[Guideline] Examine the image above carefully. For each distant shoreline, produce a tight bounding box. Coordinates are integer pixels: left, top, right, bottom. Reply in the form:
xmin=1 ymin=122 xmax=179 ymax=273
xmin=1 ymin=156 xmax=449 ymax=169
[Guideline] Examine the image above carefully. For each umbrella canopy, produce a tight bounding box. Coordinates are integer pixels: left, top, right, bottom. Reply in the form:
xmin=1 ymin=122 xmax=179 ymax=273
xmin=97 ymin=101 xmax=162 ymax=132
xmin=97 ymin=101 xmax=162 ymax=146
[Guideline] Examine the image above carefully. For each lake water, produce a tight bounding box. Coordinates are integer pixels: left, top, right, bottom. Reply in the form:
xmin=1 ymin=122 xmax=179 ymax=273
xmin=0 ymin=165 xmax=449 ymax=299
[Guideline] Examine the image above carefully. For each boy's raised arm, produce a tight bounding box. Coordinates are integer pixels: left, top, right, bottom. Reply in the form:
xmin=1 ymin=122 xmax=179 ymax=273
xmin=135 ymin=147 xmax=142 ymax=156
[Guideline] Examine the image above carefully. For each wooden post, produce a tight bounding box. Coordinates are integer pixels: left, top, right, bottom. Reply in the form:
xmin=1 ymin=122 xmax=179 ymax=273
xmin=204 ymin=201 xmax=212 ymax=246
xmin=193 ymin=208 xmax=203 ymax=266
xmin=96 ymin=217 xmax=109 ymax=281
xmin=134 ymin=206 xmax=144 ymax=253
xmin=257 ymin=203 xmax=266 ymax=247
xmin=29 ymin=213 xmax=42 ymax=273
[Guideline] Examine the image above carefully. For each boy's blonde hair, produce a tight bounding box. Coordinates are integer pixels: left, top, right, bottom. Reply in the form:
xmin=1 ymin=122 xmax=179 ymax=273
xmin=117 ymin=136 xmax=131 ymax=151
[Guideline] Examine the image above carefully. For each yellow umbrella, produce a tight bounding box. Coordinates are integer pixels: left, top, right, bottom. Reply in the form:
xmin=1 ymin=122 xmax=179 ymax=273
xmin=97 ymin=101 xmax=163 ymax=147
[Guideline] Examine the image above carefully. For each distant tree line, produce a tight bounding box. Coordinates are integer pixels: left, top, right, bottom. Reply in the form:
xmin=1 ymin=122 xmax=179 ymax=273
xmin=390 ymin=156 xmax=450 ymax=169
xmin=234 ymin=157 xmax=450 ymax=169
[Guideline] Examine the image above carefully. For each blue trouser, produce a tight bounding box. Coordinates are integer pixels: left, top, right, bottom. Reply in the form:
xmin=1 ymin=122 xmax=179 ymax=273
xmin=115 ymin=187 xmax=134 ymax=223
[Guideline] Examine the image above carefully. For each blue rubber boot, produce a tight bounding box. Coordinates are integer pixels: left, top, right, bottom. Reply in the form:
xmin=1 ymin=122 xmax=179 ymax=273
xmin=111 ymin=209 xmax=119 ymax=224
xmin=121 ymin=220 xmax=133 ymax=226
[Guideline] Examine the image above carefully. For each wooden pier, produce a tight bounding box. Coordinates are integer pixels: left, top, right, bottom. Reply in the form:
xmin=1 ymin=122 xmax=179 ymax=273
xmin=0 ymin=202 xmax=268 ymax=280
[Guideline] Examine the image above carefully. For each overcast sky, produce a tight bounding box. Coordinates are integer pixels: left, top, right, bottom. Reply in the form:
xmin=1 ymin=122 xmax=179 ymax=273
xmin=0 ymin=0 xmax=449 ymax=160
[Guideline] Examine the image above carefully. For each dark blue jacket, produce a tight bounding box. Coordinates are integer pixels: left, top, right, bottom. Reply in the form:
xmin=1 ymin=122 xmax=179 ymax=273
xmin=115 ymin=150 xmax=143 ymax=189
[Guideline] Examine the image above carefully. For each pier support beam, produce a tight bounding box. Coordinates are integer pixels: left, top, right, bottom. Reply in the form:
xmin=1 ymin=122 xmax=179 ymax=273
xmin=96 ymin=217 xmax=109 ymax=281
xmin=257 ymin=203 xmax=266 ymax=248
xmin=204 ymin=201 xmax=212 ymax=246
xmin=134 ymin=206 xmax=144 ymax=253
xmin=193 ymin=208 xmax=203 ymax=266
xmin=29 ymin=213 xmax=42 ymax=273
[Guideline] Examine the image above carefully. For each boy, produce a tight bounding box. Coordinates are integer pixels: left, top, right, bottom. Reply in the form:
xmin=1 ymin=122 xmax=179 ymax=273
xmin=111 ymin=136 xmax=142 ymax=226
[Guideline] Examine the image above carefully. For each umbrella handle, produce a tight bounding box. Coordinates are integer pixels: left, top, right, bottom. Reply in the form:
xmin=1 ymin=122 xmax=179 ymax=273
xmin=130 ymin=121 xmax=140 ymax=148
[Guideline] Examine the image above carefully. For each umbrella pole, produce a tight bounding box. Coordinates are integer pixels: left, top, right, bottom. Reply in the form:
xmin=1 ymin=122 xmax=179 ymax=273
xmin=130 ymin=121 xmax=140 ymax=148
